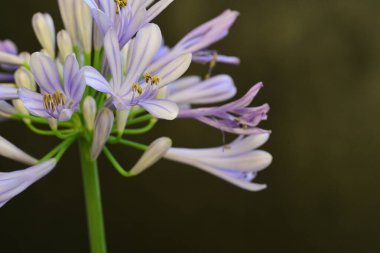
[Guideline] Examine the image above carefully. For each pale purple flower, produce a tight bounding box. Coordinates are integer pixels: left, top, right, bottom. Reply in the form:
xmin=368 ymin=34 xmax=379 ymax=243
xmin=91 ymin=108 xmax=114 ymax=160
xmin=0 ymin=135 xmax=37 ymax=165
xmin=84 ymin=0 xmax=173 ymax=48
xmin=166 ymin=75 xmax=237 ymax=107
xmin=165 ymin=133 xmax=272 ymax=191
xmin=83 ymin=24 xmax=191 ymax=120
xmin=0 ymin=86 xmax=18 ymax=100
xmin=178 ymin=83 xmax=270 ymax=135
xmin=147 ymin=9 xmax=240 ymax=73
xmin=0 ymin=159 xmax=56 ymax=208
xmin=18 ymin=53 xmax=85 ymax=121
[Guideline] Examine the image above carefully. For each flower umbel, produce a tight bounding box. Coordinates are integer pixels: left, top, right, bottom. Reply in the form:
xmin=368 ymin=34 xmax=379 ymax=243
xmin=0 ymin=1 xmax=273 ymax=252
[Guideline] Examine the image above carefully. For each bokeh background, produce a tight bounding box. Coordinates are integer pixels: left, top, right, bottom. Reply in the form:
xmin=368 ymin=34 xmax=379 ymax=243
xmin=1 ymin=0 xmax=380 ymax=252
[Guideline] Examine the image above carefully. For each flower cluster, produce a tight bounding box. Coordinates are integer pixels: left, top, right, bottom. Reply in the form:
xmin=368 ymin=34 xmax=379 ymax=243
xmin=0 ymin=0 xmax=272 ymax=208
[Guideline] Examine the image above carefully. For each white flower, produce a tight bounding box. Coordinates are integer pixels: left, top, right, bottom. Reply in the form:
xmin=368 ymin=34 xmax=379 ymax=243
xmin=0 ymin=135 xmax=37 ymax=165
xmin=32 ymin=13 xmax=56 ymax=58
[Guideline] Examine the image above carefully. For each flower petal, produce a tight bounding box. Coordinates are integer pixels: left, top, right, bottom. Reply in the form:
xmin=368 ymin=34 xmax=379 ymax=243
xmin=146 ymin=0 xmax=174 ymax=23
xmin=82 ymin=66 xmax=112 ymax=94
xmin=123 ymin=23 xmax=162 ymax=85
xmin=30 ymin=52 xmax=62 ymax=93
xmin=18 ymin=88 xmax=50 ymax=118
xmin=138 ymin=99 xmax=178 ymax=120
xmin=104 ymin=29 xmax=123 ymax=91
xmin=154 ymin=53 xmax=192 ymax=88
xmin=63 ymin=54 xmax=86 ymax=103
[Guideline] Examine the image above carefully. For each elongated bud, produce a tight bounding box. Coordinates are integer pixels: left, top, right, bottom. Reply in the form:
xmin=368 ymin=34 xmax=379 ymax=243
xmin=0 ymin=52 xmax=24 ymax=65
xmin=116 ymin=110 xmax=129 ymax=135
xmin=83 ymin=96 xmax=97 ymax=131
xmin=0 ymin=135 xmax=37 ymax=165
xmin=32 ymin=13 xmax=56 ymax=58
xmin=75 ymin=0 xmax=92 ymax=54
xmin=91 ymin=108 xmax=114 ymax=160
xmin=129 ymin=137 xmax=172 ymax=176
xmin=57 ymin=30 xmax=73 ymax=60
xmin=15 ymin=67 xmax=36 ymax=91
xmin=58 ymin=0 xmax=77 ymax=46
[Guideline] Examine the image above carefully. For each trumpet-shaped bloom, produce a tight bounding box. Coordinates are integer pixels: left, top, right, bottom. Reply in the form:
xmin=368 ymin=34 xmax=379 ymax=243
xmin=84 ymin=0 xmax=173 ymax=48
xmin=147 ymin=9 xmax=240 ymax=73
xmin=178 ymin=83 xmax=270 ymax=135
xmin=19 ymin=53 xmax=85 ymax=121
xmin=0 ymin=159 xmax=56 ymax=208
xmin=165 ymin=133 xmax=272 ymax=191
xmin=83 ymin=25 xmax=191 ymax=120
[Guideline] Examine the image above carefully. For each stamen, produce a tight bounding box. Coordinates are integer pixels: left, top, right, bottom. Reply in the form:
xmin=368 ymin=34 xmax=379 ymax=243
xmin=204 ymin=52 xmax=218 ymax=80
xmin=115 ymin=0 xmax=127 ymax=14
xmin=43 ymin=89 xmax=66 ymax=112
xmin=132 ymin=83 xmax=143 ymax=95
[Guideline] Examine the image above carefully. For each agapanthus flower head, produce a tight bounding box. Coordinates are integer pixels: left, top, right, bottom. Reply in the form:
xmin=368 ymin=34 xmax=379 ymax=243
xmin=84 ymin=0 xmax=173 ymax=48
xmin=19 ymin=53 xmax=85 ymax=121
xmin=178 ymin=82 xmax=270 ymax=135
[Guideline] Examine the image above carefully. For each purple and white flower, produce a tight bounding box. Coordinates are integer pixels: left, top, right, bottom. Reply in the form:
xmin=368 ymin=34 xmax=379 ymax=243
xmin=178 ymin=83 xmax=270 ymax=135
xmin=0 ymin=159 xmax=56 ymax=208
xmin=91 ymin=108 xmax=114 ymax=160
xmin=147 ymin=9 xmax=240 ymax=73
xmin=83 ymin=24 xmax=191 ymax=120
xmin=19 ymin=53 xmax=85 ymax=121
xmin=84 ymin=0 xmax=173 ymax=48
xmin=165 ymin=133 xmax=272 ymax=191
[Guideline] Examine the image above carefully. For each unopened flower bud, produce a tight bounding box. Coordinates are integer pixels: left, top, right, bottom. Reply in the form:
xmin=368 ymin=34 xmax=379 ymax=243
xmin=83 ymin=96 xmax=97 ymax=131
xmin=57 ymin=30 xmax=73 ymax=61
xmin=32 ymin=13 xmax=56 ymax=58
xmin=15 ymin=67 xmax=36 ymax=91
xmin=129 ymin=137 xmax=172 ymax=176
xmin=116 ymin=110 xmax=129 ymax=135
xmin=91 ymin=108 xmax=114 ymax=160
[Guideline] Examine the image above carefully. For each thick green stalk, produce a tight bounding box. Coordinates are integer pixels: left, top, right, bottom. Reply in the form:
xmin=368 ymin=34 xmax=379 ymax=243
xmin=79 ymin=139 xmax=107 ymax=253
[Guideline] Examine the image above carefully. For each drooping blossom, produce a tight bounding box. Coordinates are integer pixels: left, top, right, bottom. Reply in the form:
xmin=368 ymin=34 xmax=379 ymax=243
xmin=147 ymin=9 xmax=240 ymax=74
xmin=0 ymin=159 xmax=56 ymax=208
xmin=164 ymin=133 xmax=272 ymax=191
xmin=83 ymin=24 xmax=191 ymax=120
xmin=19 ymin=53 xmax=85 ymax=121
xmin=0 ymin=40 xmax=24 ymax=82
xmin=0 ymin=135 xmax=37 ymax=165
xmin=84 ymin=0 xmax=173 ymax=48
xmin=178 ymin=83 xmax=270 ymax=135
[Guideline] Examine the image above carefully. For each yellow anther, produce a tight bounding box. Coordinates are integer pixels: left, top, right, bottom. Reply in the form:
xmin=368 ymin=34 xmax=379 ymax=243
xmin=115 ymin=0 xmax=127 ymax=14
xmin=143 ymin=72 xmax=160 ymax=85
xmin=132 ymin=83 xmax=143 ymax=95
xmin=43 ymin=89 xmax=66 ymax=112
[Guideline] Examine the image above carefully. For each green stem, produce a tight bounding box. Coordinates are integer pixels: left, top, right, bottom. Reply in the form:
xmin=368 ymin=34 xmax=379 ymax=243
xmin=108 ymin=137 xmax=148 ymax=151
xmin=102 ymin=146 xmax=132 ymax=177
xmin=126 ymin=114 xmax=153 ymax=126
xmin=79 ymin=139 xmax=107 ymax=253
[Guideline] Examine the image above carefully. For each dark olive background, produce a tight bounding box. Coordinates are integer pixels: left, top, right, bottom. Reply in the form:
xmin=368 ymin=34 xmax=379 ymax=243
xmin=1 ymin=0 xmax=380 ymax=252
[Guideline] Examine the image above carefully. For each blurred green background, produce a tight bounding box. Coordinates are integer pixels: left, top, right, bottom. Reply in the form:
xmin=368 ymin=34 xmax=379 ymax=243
xmin=1 ymin=0 xmax=380 ymax=252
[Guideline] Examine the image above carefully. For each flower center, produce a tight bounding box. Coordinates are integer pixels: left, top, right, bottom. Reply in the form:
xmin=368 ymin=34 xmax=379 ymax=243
xmin=115 ymin=0 xmax=127 ymax=13
xmin=43 ymin=89 xmax=66 ymax=112
xmin=132 ymin=83 xmax=143 ymax=95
